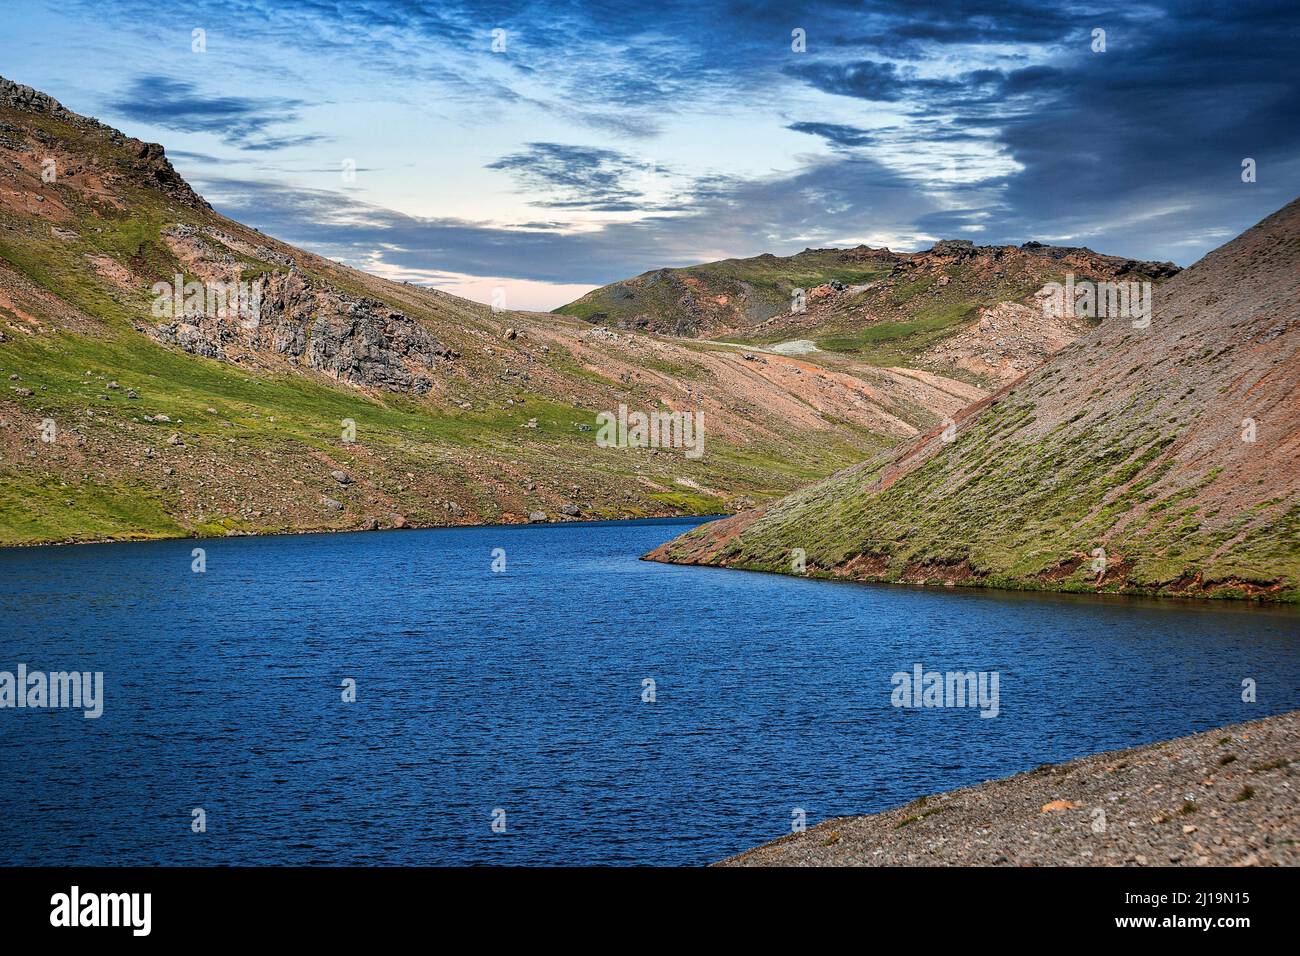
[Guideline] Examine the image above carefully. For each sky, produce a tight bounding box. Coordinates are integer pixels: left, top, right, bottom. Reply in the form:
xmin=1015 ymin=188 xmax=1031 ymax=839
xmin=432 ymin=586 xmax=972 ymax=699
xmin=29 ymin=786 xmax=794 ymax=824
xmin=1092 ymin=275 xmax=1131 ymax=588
xmin=1 ymin=0 xmax=1297 ymax=310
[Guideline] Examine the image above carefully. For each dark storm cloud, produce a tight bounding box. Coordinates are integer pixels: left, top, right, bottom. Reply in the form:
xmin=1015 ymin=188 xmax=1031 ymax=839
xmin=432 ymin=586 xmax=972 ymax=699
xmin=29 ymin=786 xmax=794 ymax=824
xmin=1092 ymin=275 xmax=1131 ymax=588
xmin=785 ymin=60 xmax=960 ymax=102
xmin=781 ymin=2 xmax=1300 ymax=262
xmin=107 ymin=76 xmax=321 ymax=150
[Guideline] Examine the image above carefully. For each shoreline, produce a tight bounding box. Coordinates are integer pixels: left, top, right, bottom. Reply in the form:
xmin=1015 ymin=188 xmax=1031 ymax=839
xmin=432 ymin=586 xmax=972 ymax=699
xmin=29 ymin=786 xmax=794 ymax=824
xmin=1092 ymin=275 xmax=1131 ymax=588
xmin=5 ymin=516 xmax=1296 ymax=609
xmin=0 ymin=511 xmax=729 ymax=551
xmin=644 ymin=524 xmax=1300 ymax=604
xmin=718 ymin=710 xmax=1300 ymax=867
xmin=644 ymin=551 xmax=1300 ymax=605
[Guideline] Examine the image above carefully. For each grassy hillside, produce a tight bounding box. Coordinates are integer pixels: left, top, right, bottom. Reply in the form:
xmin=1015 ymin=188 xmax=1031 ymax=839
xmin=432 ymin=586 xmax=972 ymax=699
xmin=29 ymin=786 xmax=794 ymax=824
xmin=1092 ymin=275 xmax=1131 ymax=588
xmin=0 ymin=76 xmax=979 ymax=546
xmin=647 ymin=200 xmax=1300 ymax=602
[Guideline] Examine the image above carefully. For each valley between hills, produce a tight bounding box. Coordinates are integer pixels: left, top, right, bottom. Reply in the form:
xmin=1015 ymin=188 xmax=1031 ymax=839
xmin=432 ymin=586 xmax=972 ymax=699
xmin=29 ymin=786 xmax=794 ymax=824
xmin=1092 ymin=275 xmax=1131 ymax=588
xmin=0 ymin=75 xmax=982 ymax=544
xmin=0 ymin=75 xmax=1295 ymax=603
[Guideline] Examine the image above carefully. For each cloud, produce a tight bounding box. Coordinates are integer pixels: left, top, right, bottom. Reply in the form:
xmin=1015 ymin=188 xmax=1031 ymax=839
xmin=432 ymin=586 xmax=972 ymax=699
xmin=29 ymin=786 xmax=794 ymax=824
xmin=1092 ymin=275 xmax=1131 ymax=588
xmin=106 ymin=75 xmax=321 ymax=150
xmin=780 ymin=4 xmax=1300 ymax=262
xmin=194 ymin=151 xmax=940 ymax=289
xmin=785 ymin=60 xmax=915 ymax=102
xmin=485 ymin=142 xmax=671 ymax=211
xmin=821 ymin=0 xmax=1083 ymax=56
xmin=58 ymin=0 xmax=1300 ymax=278
xmin=167 ymin=149 xmax=236 ymax=165
xmin=787 ymin=122 xmax=876 ymax=148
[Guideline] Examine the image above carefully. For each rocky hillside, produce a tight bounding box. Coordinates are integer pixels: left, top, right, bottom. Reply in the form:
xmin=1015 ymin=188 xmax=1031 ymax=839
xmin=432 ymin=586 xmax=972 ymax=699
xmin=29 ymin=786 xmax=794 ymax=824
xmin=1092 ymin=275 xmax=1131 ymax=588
xmin=558 ymin=240 xmax=1178 ymax=387
xmin=0 ymin=76 xmax=984 ymax=546
xmin=647 ymin=199 xmax=1300 ymax=601
xmin=721 ymin=710 xmax=1299 ymax=866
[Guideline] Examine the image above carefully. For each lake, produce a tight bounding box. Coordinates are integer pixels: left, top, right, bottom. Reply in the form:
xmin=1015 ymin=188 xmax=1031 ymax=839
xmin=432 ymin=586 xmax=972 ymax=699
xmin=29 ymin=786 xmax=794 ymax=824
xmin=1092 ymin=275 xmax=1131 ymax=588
xmin=1 ymin=518 xmax=1297 ymax=865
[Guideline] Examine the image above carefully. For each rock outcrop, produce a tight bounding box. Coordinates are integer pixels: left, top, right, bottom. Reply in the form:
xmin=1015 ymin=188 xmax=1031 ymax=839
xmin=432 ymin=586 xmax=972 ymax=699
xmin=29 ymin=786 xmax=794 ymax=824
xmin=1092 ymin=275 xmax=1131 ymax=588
xmin=151 ymin=226 xmax=458 ymax=393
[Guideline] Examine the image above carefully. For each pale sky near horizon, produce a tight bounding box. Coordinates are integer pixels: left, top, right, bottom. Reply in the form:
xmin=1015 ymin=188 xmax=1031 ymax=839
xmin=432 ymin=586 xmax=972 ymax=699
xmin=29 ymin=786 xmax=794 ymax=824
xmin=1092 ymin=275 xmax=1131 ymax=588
xmin=1 ymin=0 xmax=1297 ymax=309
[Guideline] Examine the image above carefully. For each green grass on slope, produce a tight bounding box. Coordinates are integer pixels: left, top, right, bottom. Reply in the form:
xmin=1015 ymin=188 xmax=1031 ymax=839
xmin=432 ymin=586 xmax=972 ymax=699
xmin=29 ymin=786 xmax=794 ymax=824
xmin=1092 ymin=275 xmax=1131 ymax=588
xmin=684 ymin=252 xmax=889 ymax=299
xmin=0 ymin=303 xmax=882 ymax=545
xmin=666 ymin=389 xmax=1300 ymax=599
xmin=0 ymin=321 xmax=617 ymax=457
xmin=0 ymin=474 xmax=187 ymax=543
xmin=817 ymin=300 xmax=980 ymax=364
xmin=0 ymin=316 xmax=878 ymax=543
xmin=648 ymin=490 xmax=728 ymax=514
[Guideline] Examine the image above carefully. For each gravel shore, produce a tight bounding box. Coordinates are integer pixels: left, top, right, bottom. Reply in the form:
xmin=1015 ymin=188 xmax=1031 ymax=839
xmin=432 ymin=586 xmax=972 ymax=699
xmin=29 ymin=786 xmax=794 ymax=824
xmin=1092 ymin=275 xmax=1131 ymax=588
xmin=719 ymin=710 xmax=1298 ymax=866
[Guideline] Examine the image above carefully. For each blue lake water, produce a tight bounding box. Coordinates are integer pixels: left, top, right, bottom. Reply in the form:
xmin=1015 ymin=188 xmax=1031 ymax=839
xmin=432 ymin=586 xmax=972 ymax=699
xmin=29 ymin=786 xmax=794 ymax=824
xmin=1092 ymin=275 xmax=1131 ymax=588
xmin=1 ymin=517 xmax=1298 ymax=866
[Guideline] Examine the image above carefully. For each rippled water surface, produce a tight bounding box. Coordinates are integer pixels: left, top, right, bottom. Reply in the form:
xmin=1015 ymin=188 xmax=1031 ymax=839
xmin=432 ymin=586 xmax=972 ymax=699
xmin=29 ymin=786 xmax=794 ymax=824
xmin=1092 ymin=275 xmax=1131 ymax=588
xmin=2 ymin=518 xmax=1297 ymax=865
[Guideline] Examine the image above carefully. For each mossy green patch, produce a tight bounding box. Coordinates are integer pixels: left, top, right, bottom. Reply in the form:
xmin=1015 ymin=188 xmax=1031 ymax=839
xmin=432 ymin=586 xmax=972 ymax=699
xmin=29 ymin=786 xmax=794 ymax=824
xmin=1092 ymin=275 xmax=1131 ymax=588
xmin=0 ymin=473 xmax=186 ymax=545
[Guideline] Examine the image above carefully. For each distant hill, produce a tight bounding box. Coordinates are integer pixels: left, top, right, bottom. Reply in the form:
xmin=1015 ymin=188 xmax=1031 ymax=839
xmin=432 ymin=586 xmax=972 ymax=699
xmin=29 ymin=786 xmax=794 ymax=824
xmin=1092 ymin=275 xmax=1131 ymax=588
xmin=647 ymin=199 xmax=1300 ymax=601
xmin=555 ymin=248 xmax=895 ymax=336
xmin=557 ymin=240 xmax=1178 ymax=387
